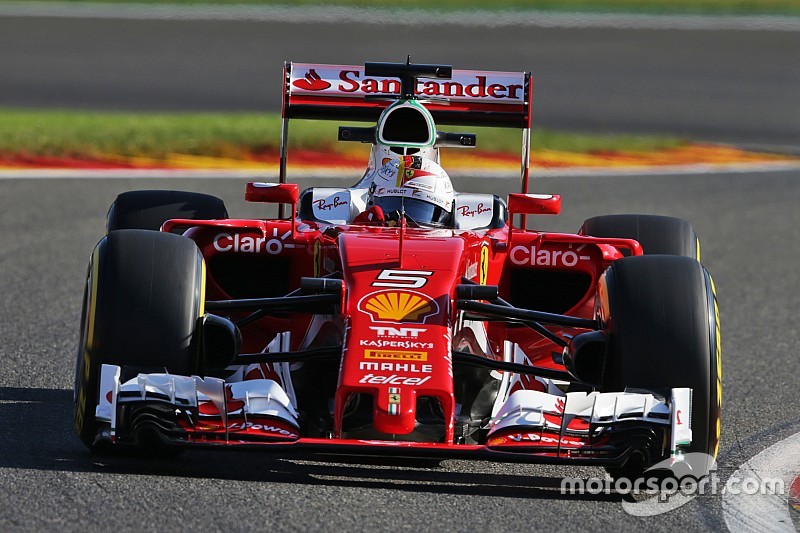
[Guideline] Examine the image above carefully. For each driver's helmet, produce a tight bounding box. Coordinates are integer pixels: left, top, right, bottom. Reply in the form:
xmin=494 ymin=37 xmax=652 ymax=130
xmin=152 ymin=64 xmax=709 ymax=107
xmin=365 ymin=155 xmax=454 ymax=227
xmin=364 ymin=100 xmax=440 ymax=179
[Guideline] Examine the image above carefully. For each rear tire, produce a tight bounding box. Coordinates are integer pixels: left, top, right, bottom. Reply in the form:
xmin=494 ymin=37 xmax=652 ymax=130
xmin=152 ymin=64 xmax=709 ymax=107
xmin=580 ymin=214 xmax=699 ymax=258
xmin=106 ymin=190 xmax=228 ymax=232
xmin=73 ymin=230 xmax=206 ymax=451
xmin=600 ymin=255 xmax=721 ymax=477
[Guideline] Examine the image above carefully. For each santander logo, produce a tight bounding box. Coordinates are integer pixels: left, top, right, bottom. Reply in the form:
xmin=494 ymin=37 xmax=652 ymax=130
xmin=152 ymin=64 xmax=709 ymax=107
xmin=289 ymin=64 xmax=526 ymax=103
xmin=292 ymin=69 xmax=332 ymax=91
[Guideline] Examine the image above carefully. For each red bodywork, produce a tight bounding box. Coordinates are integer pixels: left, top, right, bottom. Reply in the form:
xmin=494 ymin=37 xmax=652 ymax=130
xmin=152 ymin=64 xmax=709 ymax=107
xmin=162 ymin=205 xmax=642 ymax=456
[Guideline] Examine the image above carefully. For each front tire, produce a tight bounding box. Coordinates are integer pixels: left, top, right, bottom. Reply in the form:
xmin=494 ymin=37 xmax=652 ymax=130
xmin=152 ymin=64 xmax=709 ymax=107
xmin=106 ymin=190 xmax=228 ymax=232
xmin=73 ymin=230 xmax=206 ymax=451
xmin=599 ymin=255 xmax=721 ymax=476
xmin=580 ymin=214 xmax=700 ymax=258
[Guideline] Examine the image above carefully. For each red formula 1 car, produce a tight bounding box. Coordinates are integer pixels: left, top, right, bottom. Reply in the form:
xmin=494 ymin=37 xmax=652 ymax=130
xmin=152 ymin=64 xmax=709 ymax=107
xmin=74 ymin=60 xmax=721 ymax=478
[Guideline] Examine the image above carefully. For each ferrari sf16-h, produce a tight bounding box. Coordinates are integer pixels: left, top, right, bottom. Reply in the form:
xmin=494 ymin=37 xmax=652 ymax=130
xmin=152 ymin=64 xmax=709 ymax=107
xmin=74 ymin=60 xmax=721 ymax=478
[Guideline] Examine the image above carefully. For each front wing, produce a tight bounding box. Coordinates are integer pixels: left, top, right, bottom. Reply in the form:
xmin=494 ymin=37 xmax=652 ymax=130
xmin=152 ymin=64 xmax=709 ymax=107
xmin=95 ymin=364 xmax=692 ymax=468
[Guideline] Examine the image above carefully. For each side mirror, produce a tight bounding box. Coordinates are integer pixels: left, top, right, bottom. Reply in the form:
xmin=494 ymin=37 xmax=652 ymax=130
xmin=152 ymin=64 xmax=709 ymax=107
xmin=246 ymin=182 xmax=299 ymax=237
xmin=338 ymin=126 xmax=375 ymax=143
xmin=507 ymin=193 xmax=561 ymax=216
xmin=246 ymin=182 xmax=299 ymax=205
xmin=435 ymin=131 xmax=476 ymax=148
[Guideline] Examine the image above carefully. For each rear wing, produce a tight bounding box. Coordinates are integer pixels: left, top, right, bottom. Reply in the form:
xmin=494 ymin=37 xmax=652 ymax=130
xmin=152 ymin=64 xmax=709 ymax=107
xmin=280 ymin=61 xmax=534 ymax=193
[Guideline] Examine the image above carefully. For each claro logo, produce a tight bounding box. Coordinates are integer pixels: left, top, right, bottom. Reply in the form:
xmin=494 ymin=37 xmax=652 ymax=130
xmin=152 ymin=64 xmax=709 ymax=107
xmin=509 ymin=245 xmax=591 ymax=267
xmin=213 ymin=230 xmax=291 ymax=255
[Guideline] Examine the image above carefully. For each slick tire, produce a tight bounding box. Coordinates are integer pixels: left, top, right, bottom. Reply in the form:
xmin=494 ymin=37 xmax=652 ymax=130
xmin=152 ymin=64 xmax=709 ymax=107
xmin=600 ymin=255 xmax=722 ymax=478
xmin=73 ymin=229 xmax=206 ymax=452
xmin=106 ymin=190 xmax=228 ymax=232
xmin=580 ymin=214 xmax=700 ymax=259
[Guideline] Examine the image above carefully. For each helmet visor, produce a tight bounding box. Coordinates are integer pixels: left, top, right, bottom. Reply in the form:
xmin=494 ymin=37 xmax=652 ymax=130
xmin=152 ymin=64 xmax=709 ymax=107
xmin=374 ymin=196 xmax=451 ymax=227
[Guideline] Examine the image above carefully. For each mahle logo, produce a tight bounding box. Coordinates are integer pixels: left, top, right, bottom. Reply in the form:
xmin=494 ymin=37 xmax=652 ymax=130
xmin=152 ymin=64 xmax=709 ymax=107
xmin=359 ymin=291 xmax=438 ymax=323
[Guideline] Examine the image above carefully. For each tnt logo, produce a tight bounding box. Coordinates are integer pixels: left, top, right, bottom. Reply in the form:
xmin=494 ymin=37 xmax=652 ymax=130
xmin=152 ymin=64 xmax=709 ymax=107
xmin=369 ymin=326 xmax=426 ymax=338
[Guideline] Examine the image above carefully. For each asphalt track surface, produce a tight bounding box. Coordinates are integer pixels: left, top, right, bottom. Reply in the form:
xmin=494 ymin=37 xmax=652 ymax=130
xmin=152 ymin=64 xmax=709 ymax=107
xmin=1 ymin=169 xmax=799 ymax=531
xmin=0 ymin=10 xmax=799 ymax=146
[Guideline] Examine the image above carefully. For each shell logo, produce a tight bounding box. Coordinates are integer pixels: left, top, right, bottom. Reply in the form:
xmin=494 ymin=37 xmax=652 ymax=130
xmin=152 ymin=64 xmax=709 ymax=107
xmin=359 ymin=290 xmax=439 ymax=323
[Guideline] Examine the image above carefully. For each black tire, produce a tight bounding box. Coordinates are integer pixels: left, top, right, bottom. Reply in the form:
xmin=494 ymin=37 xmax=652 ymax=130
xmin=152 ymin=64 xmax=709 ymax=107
xmin=73 ymin=229 xmax=206 ymax=451
xmin=106 ymin=190 xmax=228 ymax=232
xmin=600 ymin=255 xmax=721 ymax=476
xmin=580 ymin=214 xmax=699 ymax=259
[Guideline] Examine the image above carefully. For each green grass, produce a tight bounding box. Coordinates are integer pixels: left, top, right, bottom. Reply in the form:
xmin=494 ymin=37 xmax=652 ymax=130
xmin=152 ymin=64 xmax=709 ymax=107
xmin=4 ymin=0 xmax=799 ymax=16
xmin=0 ymin=109 xmax=295 ymax=159
xmin=0 ymin=108 xmax=685 ymax=160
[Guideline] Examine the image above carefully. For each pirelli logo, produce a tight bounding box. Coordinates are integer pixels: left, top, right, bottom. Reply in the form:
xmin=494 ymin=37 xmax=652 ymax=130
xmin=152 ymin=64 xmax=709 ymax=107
xmin=364 ymin=349 xmax=428 ymax=361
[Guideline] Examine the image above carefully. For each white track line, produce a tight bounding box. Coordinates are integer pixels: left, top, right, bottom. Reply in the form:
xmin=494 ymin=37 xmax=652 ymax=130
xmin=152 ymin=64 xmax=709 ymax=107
xmin=0 ymin=160 xmax=798 ymax=180
xmin=723 ymin=430 xmax=800 ymax=532
xmin=0 ymin=2 xmax=799 ymax=31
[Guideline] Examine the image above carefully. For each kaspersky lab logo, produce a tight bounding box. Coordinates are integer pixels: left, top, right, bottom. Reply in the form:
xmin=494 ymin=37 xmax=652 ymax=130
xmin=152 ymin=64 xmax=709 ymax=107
xmin=358 ymin=290 xmax=439 ymax=323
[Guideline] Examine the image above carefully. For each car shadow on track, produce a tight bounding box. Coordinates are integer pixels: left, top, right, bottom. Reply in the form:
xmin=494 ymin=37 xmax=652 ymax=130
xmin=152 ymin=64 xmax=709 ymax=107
xmin=0 ymin=386 xmax=620 ymax=502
